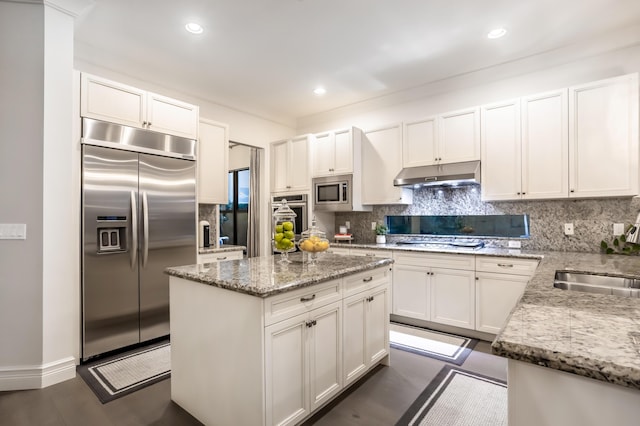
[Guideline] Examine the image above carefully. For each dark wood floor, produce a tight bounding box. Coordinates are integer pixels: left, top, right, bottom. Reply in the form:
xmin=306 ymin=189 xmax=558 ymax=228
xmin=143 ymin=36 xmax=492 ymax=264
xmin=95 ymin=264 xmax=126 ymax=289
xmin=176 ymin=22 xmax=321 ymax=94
xmin=0 ymin=341 xmax=505 ymax=425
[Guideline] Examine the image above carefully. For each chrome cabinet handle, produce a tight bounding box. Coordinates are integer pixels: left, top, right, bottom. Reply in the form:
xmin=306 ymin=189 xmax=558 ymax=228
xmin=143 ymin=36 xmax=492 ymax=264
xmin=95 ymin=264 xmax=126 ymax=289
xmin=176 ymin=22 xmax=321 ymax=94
xmin=216 ymin=256 xmax=227 ymax=260
xmin=362 ymin=276 xmax=373 ymax=282
xmin=497 ymin=263 xmax=514 ymax=268
xmin=130 ymin=191 xmax=138 ymax=269
xmin=142 ymin=191 xmax=149 ymax=268
xmin=300 ymin=294 xmax=316 ymax=302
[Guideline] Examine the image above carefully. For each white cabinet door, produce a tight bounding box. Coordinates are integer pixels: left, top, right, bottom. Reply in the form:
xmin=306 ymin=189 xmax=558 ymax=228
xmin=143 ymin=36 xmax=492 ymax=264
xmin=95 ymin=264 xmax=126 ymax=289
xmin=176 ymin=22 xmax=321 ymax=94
xmin=81 ymin=73 xmax=146 ymax=128
xmin=198 ymin=119 xmax=229 ymax=204
xmin=521 ymin=89 xmax=568 ymax=200
xmin=403 ymin=117 xmax=438 ymax=167
xmin=362 ymin=124 xmax=413 ymax=205
xmin=265 ymin=314 xmax=309 ymax=426
xmin=311 ymin=132 xmax=334 ymax=177
xmin=569 ymin=73 xmax=639 ymax=197
xmin=81 ymin=73 xmax=198 ymax=139
xmin=308 ymin=302 xmax=342 ymax=411
xmin=481 ymin=99 xmax=522 ymax=201
xmin=342 ymin=283 xmax=389 ymax=386
xmin=271 ymin=136 xmax=311 ymax=193
xmin=271 ymin=140 xmax=290 ymax=193
xmin=430 ymin=268 xmax=475 ymax=330
xmin=392 ymin=264 xmax=430 ymax=320
xmin=333 ymin=128 xmax=354 ymax=175
xmin=475 ymin=272 xmax=529 ymax=334
xmin=147 ymin=92 xmax=199 ymax=139
xmin=342 ymin=291 xmax=367 ymax=386
xmin=288 ymin=135 xmax=311 ymax=192
xmin=366 ymin=284 xmax=389 ymax=365
xmin=438 ymin=107 xmax=480 ymax=163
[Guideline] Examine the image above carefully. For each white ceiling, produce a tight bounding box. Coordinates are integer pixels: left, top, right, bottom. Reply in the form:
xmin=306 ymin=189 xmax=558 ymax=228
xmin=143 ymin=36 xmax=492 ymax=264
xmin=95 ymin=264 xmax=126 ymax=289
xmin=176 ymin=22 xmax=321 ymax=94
xmin=74 ymin=0 xmax=640 ymax=124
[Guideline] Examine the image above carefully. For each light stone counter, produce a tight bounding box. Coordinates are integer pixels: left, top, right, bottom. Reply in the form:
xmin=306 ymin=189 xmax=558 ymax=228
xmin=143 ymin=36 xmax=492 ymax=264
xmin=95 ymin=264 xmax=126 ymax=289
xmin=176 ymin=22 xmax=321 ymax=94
xmin=165 ymin=252 xmax=393 ymax=298
xmin=198 ymin=244 xmax=245 ymax=254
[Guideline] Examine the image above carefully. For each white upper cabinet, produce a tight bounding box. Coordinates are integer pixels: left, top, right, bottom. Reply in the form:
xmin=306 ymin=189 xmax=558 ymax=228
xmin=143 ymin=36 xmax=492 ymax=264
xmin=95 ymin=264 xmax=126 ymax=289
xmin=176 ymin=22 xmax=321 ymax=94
xmin=311 ymin=128 xmax=355 ymax=177
xmin=81 ymin=73 xmax=199 ymax=139
xmin=270 ymin=135 xmax=311 ymax=194
xmin=438 ymin=107 xmax=480 ymax=163
xmin=198 ymin=119 xmax=229 ymax=204
xmin=402 ymin=107 xmax=479 ymax=168
xmin=568 ymin=73 xmax=639 ymax=198
xmin=521 ymin=89 xmax=569 ymax=200
xmin=403 ymin=116 xmax=437 ymax=167
xmin=362 ymin=124 xmax=413 ymax=205
xmin=481 ymin=99 xmax=522 ymax=201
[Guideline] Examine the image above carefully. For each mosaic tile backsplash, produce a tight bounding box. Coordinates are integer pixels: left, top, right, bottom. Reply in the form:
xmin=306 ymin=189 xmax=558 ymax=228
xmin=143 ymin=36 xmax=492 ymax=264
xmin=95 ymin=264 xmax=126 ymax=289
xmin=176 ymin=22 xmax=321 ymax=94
xmin=335 ymin=186 xmax=640 ymax=252
xmin=199 ymin=204 xmax=218 ymax=246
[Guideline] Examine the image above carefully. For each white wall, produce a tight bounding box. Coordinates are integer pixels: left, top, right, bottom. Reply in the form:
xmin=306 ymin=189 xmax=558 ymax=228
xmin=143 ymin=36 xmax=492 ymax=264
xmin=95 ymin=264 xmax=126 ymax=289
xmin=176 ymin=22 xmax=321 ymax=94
xmin=0 ymin=1 xmax=78 ymax=390
xmin=298 ymin=26 xmax=640 ymax=133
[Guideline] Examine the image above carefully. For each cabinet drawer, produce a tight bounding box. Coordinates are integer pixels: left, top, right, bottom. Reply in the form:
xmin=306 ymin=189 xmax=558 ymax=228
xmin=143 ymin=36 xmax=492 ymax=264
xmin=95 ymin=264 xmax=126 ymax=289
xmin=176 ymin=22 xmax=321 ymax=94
xmin=343 ymin=267 xmax=390 ymax=297
xmin=264 ymin=279 xmax=342 ymax=326
xmin=393 ymin=252 xmax=475 ymax=271
xmin=198 ymin=251 xmax=243 ymax=264
xmin=475 ymin=256 xmax=539 ymax=276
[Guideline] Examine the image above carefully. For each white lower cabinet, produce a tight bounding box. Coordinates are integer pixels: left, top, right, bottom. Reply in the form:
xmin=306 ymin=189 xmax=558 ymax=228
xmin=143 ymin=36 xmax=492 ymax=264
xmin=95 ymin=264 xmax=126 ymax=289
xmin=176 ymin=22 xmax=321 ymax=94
xmin=343 ymin=281 xmax=390 ymax=387
xmin=430 ymin=267 xmax=476 ymax=330
xmin=475 ymin=256 xmax=540 ymax=334
xmin=265 ymin=301 xmax=342 ymax=426
xmin=348 ymin=248 xmax=393 ymax=259
xmin=197 ymin=250 xmax=243 ymax=264
xmin=393 ymin=252 xmax=476 ymax=329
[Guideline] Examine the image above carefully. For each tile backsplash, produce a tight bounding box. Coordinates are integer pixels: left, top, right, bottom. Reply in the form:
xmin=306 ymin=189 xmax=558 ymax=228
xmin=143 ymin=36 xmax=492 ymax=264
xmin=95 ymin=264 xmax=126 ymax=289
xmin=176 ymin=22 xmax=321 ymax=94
xmin=335 ymin=186 xmax=640 ymax=252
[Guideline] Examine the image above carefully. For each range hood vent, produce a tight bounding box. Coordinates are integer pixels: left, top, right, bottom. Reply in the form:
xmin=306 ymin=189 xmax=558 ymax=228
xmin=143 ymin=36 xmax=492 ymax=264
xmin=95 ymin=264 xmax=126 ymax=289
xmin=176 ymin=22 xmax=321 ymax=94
xmin=393 ymin=160 xmax=480 ymax=187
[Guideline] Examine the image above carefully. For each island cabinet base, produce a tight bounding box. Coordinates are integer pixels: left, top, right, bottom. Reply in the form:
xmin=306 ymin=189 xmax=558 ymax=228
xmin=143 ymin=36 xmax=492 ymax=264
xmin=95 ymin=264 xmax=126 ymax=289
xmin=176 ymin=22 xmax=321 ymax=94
xmin=169 ymin=265 xmax=391 ymax=426
xmin=508 ymin=359 xmax=640 ymax=426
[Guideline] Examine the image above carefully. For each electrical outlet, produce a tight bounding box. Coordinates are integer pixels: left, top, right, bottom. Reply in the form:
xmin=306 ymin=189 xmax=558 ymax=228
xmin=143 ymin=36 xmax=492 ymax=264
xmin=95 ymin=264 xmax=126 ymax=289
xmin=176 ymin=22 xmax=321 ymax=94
xmin=564 ymin=223 xmax=574 ymax=235
xmin=0 ymin=223 xmax=27 ymax=240
xmin=345 ymin=221 xmax=350 ymax=229
xmin=508 ymin=240 xmax=521 ymax=248
xmin=613 ymin=223 xmax=624 ymax=235
xmin=371 ymin=222 xmax=377 ymax=230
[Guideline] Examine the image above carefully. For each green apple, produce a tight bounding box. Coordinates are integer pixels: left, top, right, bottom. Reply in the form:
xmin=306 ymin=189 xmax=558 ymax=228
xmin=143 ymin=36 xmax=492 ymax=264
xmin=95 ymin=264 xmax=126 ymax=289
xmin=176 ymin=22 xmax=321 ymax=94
xmin=283 ymin=221 xmax=294 ymax=231
xmin=275 ymin=224 xmax=284 ymax=233
xmin=284 ymin=230 xmax=294 ymax=240
xmin=274 ymin=232 xmax=284 ymax=242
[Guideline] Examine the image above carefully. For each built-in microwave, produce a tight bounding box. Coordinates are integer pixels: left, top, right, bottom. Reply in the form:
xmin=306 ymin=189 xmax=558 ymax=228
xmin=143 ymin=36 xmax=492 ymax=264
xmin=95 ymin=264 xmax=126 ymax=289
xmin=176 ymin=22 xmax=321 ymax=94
xmin=313 ymin=174 xmax=352 ymax=211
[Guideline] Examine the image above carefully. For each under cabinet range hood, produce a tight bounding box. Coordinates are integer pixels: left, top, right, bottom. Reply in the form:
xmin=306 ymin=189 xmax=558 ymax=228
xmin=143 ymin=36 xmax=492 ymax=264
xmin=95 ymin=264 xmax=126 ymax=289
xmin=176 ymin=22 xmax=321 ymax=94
xmin=393 ymin=160 xmax=481 ymax=187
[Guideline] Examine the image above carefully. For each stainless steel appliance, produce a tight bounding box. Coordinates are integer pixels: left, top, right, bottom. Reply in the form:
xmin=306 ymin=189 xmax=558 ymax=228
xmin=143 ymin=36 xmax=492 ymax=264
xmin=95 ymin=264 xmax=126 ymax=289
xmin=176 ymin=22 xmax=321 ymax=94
xmin=81 ymin=118 xmax=196 ymax=361
xmin=313 ymin=174 xmax=372 ymax=212
xmin=393 ymin=160 xmax=481 ymax=187
xmin=271 ymin=194 xmax=308 ymax=240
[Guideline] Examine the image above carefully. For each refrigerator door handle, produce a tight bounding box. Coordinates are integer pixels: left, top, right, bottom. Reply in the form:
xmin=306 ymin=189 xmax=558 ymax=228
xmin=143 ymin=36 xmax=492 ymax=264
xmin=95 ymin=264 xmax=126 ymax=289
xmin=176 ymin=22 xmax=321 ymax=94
xmin=130 ymin=191 xmax=138 ymax=269
xmin=142 ymin=191 xmax=149 ymax=268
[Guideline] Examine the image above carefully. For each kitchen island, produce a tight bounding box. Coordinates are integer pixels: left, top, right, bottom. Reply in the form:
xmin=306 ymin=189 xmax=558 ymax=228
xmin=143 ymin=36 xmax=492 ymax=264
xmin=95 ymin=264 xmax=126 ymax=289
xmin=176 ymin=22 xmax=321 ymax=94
xmin=165 ymin=252 xmax=393 ymax=426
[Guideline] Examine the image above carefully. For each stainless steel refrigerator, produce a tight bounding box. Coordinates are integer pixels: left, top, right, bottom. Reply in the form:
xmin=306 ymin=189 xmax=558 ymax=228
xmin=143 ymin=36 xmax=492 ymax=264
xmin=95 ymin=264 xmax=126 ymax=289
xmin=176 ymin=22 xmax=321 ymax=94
xmin=81 ymin=118 xmax=196 ymax=361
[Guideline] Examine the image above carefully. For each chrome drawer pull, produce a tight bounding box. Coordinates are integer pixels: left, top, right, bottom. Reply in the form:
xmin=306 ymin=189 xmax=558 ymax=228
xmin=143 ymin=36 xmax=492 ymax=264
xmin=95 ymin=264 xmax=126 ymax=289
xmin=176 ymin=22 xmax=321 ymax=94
xmin=300 ymin=294 xmax=316 ymax=302
xmin=362 ymin=276 xmax=373 ymax=282
xmin=365 ymin=253 xmax=376 ymax=257
xmin=216 ymin=256 xmax=227 ymax=260
xmin=497 ymin=263 xmax=514 ymax=268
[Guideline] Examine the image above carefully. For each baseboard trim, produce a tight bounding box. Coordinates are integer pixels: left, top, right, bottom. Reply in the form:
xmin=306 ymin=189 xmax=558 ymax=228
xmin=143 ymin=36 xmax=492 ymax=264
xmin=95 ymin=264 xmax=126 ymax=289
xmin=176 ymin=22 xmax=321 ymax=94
xmin=0 ymin=356 xmax=76 ymax=391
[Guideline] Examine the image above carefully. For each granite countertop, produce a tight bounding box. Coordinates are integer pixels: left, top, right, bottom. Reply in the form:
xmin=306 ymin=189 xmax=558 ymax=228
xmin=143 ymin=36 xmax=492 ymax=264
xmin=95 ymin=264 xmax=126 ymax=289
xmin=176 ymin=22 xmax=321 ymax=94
xmin=198 ymin=245 xmax=246 ymax=255
xmin=332 ymin=241 xmax=542 ymax=259
xmin=492 ymin=252 xmax=640 ymax=390
xmin=166 ymin=252 xmax=393 ymax=298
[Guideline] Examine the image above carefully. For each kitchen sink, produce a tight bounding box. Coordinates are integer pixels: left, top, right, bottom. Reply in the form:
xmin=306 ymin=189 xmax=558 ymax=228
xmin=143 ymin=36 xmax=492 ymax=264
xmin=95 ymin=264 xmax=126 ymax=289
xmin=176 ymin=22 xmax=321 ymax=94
xmin=553 ymin=271 xmax=640 ymax=298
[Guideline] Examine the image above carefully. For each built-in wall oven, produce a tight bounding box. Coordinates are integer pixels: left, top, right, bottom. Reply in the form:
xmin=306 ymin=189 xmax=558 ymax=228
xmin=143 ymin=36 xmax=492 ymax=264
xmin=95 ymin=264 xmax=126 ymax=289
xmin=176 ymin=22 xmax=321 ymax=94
xmin=271 ymin=194 xmax=308 ymax=240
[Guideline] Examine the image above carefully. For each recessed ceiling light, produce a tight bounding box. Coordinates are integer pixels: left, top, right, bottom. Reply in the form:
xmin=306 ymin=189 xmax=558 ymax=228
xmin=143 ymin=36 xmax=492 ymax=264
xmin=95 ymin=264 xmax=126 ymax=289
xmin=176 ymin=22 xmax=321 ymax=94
xmin=185 ymin=22 xmax=204 ymax=34
xmin=313 ymin=87 xmax=326 ymax=96
xmin=487 ymin=28 xmax=507 ymax=39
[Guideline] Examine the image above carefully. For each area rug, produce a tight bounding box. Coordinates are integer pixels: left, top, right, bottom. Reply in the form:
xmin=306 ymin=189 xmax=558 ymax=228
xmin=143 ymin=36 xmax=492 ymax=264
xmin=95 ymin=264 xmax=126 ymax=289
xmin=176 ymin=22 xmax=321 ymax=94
xmin=396 ymin=365 xmax=507 ymax=426
xmin=389 ymin=323 xmax=478 ymax=365
xmin=78 ymin=341 xmax=171 ymax=403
